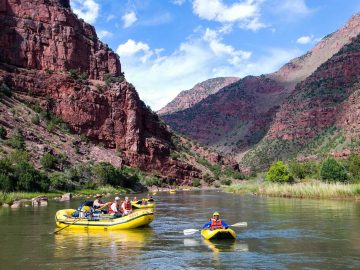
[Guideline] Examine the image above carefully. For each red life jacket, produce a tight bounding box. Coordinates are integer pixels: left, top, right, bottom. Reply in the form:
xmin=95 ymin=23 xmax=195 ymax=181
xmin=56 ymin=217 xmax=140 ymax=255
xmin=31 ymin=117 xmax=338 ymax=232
xmin=124 ymin=201 xmax=132 ymax=211
xmin=108 ymin=202 xmax=119 ymax=214
xmin=210 ymin=218 xmax=223 ymax=229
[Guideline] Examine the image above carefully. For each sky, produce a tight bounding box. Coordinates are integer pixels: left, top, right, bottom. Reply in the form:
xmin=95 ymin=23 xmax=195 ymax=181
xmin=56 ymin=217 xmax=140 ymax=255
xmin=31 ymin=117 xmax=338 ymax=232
xmin=70 ymin=0 xmax=360 ymax=110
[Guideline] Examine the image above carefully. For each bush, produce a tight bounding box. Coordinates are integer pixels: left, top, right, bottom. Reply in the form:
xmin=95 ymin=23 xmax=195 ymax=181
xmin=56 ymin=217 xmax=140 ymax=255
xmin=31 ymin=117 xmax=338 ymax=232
xmin=31 ymin=114 xmax=40 ymax=125
xmin=220 ymin=179 xmax=232 ymax=186
xmin=14 ymin=161 xmax=49 ymax=192
xmin=0 ymin=82 xmax=12 ymax=98
xmin=92 ymin=162 xmax=126 ymax=187
xmin=289 ymin=161 xmax=319 ymax=180
xmin=49 ymin=172 xmax=76 ymax=191
xmin=0 ymin=173 xmax=12 ymax=192
xmin=348 ymin=154 xmax=360 ymax=182
xmin=0 ymin=126 xmax=7 ymax=139
xmin=46 ymin=121 xmax=56 ymax=133
xmin=7 ymin=129 xmax=25 ymax=150
xmin=40 ymin=153 xmax=58 ymax=171
xmin=192 ymin=178 xmax=201 ymax=187
xmin=320 ymin=158 xmax=348 ymax=182
xmin=141 ymin=175 xmax=163 ymax=187
xmin=266 ymin=161 xmax=293 ymax=183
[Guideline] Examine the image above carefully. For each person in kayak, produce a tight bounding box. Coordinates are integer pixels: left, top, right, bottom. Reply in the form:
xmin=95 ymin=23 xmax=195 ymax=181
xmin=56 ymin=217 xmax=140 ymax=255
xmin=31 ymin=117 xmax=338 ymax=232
xmin=93 ymin=194 xmax=109 ymax=213
xmin=109 ymin=197 xmax=123 ymax=217
xmin=121 ymin=197 xmax=132 ymax=215
xmin=203 ymin=212 xmax=229 ymax=230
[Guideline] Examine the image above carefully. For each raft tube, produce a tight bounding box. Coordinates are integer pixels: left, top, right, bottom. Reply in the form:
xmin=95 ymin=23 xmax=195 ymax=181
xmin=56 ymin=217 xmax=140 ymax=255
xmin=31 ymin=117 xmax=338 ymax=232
xmin=131 ymin=201 xmax=156 ymax=209
xmin=201 ymin=228 xmax=237 ymax=240
xmin=55 ymin=209 xmax=154 ymax=230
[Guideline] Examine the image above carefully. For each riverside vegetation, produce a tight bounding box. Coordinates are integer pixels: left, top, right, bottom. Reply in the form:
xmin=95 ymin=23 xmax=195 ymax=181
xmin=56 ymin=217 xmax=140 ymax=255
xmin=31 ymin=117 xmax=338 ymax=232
xmin=226 ymin=156 xmax=360 ymax=199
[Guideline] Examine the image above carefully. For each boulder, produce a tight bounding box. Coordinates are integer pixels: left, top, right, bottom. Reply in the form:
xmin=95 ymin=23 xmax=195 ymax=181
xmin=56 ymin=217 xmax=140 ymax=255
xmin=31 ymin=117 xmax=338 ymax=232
xmin=59 ymin=193 xmax=72 ymax=201
xmin=2 ymin=203 xmax=9 ymax=208
xmin=32 ymin=196 xmax=49 ymax=206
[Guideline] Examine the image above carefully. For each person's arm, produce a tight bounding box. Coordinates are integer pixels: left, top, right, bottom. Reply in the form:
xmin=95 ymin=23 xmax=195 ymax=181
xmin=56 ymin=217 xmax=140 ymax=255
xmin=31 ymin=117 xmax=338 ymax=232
xmin=110 ymin=203 xmax=118 ymax=213
xmin=120 ymin=202 xmax=125 ymax=212
xmin=202 ymin=221 xmax=211 ymax=229
xmin=221 ymin=221 xmax=229 ymax=229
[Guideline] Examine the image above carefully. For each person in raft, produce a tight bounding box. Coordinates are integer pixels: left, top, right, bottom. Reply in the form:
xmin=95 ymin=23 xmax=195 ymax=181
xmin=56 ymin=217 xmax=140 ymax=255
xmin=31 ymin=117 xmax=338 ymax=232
xmin=203 ymin=212 xmax=229 ymax=230
xmin=93 ymin=194 xmax=109 ymax=213
xmin=121 ymin=197 xmax=132 ymax=215
xmin=109 ymin=197 xmax=123 ymax=218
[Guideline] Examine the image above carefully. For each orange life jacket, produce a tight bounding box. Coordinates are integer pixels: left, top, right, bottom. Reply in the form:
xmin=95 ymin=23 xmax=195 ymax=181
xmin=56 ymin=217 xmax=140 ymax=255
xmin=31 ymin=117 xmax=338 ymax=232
xmin=124 ymin=201 xmax=132 ymax=211
xmin=210 ymin=218 xmax=223 ymax=229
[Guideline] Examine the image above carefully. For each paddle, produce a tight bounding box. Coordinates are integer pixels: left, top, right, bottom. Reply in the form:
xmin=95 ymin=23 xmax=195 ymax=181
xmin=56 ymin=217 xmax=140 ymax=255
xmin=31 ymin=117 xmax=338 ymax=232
xmin=183 ymin=222 xmax=248 ymax=235
xmin=52 ymin=218 xmax=81 ymax=234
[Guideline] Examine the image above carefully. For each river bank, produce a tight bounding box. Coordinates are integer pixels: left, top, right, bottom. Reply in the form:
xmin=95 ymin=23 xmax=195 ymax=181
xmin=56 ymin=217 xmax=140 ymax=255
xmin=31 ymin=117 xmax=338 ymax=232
xmin=0 ymin=186 xmax=130 ymax=206
xmin=225 ymin=180 xmax=360 ymax=200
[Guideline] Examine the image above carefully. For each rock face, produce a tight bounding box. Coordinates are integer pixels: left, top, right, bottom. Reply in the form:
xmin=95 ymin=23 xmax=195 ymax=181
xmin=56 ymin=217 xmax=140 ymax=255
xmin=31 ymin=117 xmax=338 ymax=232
xmin=158 ymin=77 xmax=239 ymax=115
xmin=0 ymin=0 xmax=120 ymax=80
xmin=0 ymin=0 xmax=201 ymax=182
xmin=162 ymin=13 xmax=360 ymax=160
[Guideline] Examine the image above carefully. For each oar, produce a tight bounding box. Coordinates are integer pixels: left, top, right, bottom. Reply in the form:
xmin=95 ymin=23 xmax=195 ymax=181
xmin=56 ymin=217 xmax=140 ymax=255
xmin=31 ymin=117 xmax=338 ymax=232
xmin=183 ymin=222 xmax=248 ymax=235
xmin=52 ymin=218 xmax=82 ymax=234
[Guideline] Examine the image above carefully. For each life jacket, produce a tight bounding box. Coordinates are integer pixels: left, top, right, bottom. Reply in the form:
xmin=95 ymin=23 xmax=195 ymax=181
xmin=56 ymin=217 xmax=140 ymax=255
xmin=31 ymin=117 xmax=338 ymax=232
xmin=124 ymin=201 xmax=132 ymax=211
xmin=108 ymin=202 xmax=119 ymax=214
xmin=210 ymin=218 xmax=223 ymax=229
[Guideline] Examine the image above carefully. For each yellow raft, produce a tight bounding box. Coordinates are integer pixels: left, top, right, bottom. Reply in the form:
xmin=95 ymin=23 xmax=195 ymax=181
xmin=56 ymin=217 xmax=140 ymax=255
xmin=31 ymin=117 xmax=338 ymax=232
xmin=169 ymin=189 xmax=177 ymax=194
xmin=201 ymin=228 xmax=237 ymax=240
xmin=55 ymin=208 xmax=154 ymax=230
xmin=131 ymin=200 xmax=156 ymax=209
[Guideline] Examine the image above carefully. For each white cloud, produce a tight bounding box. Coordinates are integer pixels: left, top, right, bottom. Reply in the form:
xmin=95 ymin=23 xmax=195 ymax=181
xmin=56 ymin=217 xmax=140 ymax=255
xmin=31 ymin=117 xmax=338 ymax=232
xmin=192 ymin=0 xmax=266 ymax=31
xmin=71 ymin=0 xmax=100 ymax=24
xmin=98 ymin=30 xmax=113 ymax=39
xmin=122 ymin=11 xmax=138 ymax=28
xmin=171 ymin=0 xmax=186 ymax=5
xmin=116 ymin=27 xmax=300 ymax=110
xmin=296 ymin=34 xmax=321 ymax=45
xmin=280 ymin=0 xmax=311 ymax=15
xmin=106 ymin=14 xmax=115 ymax=22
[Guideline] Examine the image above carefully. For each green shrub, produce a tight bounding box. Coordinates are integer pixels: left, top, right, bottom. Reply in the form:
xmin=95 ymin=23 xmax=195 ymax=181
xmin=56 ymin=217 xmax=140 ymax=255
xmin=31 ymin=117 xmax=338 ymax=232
xmin=31 ymin=114 xmax=40 ymax=125
xmin=40 ymin=153 xmax=58 ymax=171
xmin=14 ymin=161 xmax=49 ymax=192
xmin=348 ymin=154 xmax=360 ymax=182
xmin=49 ymin=172 xmax=76 ymax=191
xmin=223 ymin=166 xmax=243 ymax=179
xmin=46 ymin=121 xmax=56 ymax=133
xmin=7 ymin=129 xmax=25 ymax=150
xmin=320 ymin=158 xmax=348 ymax=182
xmin=192 ymin=178 xmax=201 ymax=187
xmin=0 ymin=126 xmax=7 ymax=139
xmin=68 ymin=69 xmax=80 ymax=79
xmin=221 ymin=179 xmax=232 ymax=186
xmin=266 ymin=161 xmax=293 ymax=183
xmin=7 ymin=150 xmax=29 ymax=163
xmin=0 ymin=82 xmax=12 ymax=98
xmin=92 ymin=162 xmax=126 ymax=187
xmin=0 ymin=173 xmax=12 ymax=192
xmin=289 ymin=160 xmax=319 ymax=180
xmin=141 ymin=175 xmax=163 ymax=187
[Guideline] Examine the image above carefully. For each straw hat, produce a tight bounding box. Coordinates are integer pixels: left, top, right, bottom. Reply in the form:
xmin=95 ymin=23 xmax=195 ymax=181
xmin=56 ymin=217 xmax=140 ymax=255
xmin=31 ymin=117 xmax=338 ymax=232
xmin=95 ymin=194 xmax=102 ymax=198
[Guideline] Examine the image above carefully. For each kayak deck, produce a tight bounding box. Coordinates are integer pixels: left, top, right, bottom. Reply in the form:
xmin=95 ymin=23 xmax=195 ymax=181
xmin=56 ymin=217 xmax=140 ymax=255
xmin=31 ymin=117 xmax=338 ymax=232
xmin=201 ymin=228 xmax=237 ymax=240
xmin=55 ymin=209 xmax=154 ymax=230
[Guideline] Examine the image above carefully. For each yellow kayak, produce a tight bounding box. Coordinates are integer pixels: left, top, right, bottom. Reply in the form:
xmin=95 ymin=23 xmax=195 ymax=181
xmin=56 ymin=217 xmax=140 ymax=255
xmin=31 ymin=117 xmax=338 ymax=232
xmin=55 ymin=209 xmax=154 ymax=230
xmin=201 ymin=228 xmax=237 ymax=240
xmin=131 ymin=201 xmax=156 ymax=209
xmin=169 ymin=189 xmax=177 ymax=194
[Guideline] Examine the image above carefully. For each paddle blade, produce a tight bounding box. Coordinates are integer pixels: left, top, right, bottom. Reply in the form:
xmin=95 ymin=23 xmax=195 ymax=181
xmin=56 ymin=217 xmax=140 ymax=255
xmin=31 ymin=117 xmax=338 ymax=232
xmin=231 ymin=222 xmax=248 ymax=227
xmin=183 ymin=229 xmax=199 ymax=235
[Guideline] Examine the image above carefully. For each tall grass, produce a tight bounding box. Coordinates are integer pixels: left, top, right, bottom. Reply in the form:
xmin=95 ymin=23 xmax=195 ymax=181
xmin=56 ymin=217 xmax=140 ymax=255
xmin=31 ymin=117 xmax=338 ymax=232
xmin=75 ymin=185 xmax=129 ymax=196
xmin=225 ymin=181 xmax=360 ymax=199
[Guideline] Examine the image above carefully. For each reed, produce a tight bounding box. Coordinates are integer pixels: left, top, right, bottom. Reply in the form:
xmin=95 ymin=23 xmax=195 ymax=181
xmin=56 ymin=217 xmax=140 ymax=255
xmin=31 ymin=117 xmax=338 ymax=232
xmin=225 ymin=181 xmax=360 ymax=199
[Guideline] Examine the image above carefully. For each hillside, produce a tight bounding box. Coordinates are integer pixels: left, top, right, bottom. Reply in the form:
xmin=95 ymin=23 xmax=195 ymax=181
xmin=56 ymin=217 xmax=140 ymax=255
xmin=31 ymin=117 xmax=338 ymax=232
xmin=0 ymin=0 xmax=240 ymax=186
xmin=161 ymin=13 xmax=360 ymax=167
xmin=158 ymin=77 xmax=239 ymax=115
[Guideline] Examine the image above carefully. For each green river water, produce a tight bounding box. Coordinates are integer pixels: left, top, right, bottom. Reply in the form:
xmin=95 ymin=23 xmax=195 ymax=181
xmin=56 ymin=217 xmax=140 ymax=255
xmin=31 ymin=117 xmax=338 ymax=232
xmin=0 ymin=190 xmax=360 ymax=269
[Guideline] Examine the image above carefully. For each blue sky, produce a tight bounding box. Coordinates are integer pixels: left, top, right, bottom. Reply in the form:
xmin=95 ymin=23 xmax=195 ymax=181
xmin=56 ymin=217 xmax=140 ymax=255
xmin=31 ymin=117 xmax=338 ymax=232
xmin=70 ymin=0 xmax=360 ymax=110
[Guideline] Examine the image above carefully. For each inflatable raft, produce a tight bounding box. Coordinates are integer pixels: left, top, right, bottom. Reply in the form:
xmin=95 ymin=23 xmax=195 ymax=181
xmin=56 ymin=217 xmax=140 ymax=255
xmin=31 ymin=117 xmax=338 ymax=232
xmin=131 ymin=200 xmax=156 ymax=209
xmin=55 ymin=208 xmax=154 ymax=230
xmin=201 ymin=228 xmax=237 ymax=240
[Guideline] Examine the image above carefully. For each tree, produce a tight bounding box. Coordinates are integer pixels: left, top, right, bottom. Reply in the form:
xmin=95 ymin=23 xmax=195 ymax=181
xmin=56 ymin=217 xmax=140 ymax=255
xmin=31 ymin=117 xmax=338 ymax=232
xmin=49 ymin=172 xmax=76 ymax=191
xmin=7 ymin=129 xmax=25 ymax=150
xmin=0 ymin=126 xmax=7 ymax=139
xmin=40 ymin=153 xmax=58 ymax=171
xmin=92 ymin=162 xmax=126 ymax=187
xmin=289 ymin=160 xmax=319 ymax=180
xmin=320 ymin=158 xmax=347 ymax=182
xmin=348 ymin=154 xmax=360 ymax=182
xmin=266 ymin=161 xmax=293 ymax=183
xmin=14 ymin=161 xmax=50 ymax=191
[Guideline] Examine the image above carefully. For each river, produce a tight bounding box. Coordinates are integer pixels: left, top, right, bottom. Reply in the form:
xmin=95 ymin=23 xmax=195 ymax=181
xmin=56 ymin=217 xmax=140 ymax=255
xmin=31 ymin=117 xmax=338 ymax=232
xmin=0 ymin=190 xmax=359 ymax=269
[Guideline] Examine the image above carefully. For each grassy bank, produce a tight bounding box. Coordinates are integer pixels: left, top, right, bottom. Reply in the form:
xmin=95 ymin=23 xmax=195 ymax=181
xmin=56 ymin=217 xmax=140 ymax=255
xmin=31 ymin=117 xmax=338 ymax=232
xmin=0 ymin=186 xmax=131 ymax=205
xmin=225 ymin=181 xmax=360 ymax=199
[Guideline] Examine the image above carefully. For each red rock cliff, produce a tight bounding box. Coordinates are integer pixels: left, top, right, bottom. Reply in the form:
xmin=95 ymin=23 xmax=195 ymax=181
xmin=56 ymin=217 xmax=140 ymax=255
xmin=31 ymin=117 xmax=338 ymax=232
xmin=0 ymin=0 xmax=200 ymax=182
